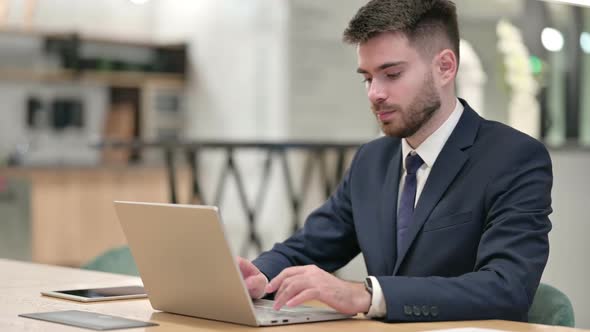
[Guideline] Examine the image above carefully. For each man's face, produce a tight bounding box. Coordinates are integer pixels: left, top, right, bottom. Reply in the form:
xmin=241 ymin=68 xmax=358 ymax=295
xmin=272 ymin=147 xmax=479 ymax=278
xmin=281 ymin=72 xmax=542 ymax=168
xmin=357 ymin=32 xmax=441 ymax=138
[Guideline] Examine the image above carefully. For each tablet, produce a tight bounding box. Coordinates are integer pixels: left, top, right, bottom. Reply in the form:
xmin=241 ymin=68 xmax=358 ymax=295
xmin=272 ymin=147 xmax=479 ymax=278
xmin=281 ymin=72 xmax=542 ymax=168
xmin=41 ymin=286 xmax=147 ymax=302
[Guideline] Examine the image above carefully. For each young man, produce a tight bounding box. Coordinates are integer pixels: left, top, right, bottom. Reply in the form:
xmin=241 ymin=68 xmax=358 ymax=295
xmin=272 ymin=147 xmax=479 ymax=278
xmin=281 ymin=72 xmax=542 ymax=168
xmin=238 ymin=0 xmax=552 ymax=322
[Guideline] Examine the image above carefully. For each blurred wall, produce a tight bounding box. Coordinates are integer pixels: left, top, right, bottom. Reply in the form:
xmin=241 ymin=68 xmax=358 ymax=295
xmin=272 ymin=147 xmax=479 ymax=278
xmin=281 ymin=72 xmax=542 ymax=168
xmin=154 ymin=0 xmax=376 ymax=141
xmin=32 ymin=0 xmax=156 ymax=39
xmin=287 ymin=0 xmax=375 ymax=140
xmin=544 ymin=151 xmax=590 ymax=328
xmin=154 ymin=0 xmax=288 ymax=140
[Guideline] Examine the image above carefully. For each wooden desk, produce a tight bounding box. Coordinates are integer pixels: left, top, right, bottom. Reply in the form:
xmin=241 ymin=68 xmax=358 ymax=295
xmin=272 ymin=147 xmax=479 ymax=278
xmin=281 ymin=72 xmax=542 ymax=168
xmin=0 ymin=259 xmax=585 ymax=332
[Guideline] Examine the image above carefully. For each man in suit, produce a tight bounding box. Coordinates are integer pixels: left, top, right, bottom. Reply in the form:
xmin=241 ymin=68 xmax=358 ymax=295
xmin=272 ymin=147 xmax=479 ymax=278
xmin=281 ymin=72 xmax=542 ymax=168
xmin=237 ymin=0 xmax=552 ymax=322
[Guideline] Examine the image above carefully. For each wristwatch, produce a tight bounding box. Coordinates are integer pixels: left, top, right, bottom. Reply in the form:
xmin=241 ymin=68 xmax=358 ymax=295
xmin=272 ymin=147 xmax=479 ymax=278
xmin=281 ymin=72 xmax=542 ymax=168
xmin=364 ymin=277 xmax=373 ymax=296
xmin=363 ymin=277 xmax=373 ymax=315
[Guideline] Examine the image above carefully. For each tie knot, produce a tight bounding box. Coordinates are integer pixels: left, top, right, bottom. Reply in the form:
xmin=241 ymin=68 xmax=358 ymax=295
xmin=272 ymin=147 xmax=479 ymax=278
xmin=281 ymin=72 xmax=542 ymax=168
xmin=405 ymin=153 xmax=424 ymax=175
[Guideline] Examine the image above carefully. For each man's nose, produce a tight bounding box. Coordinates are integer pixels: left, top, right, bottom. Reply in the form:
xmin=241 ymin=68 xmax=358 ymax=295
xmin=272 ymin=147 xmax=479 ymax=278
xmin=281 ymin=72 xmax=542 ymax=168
xmin=367 ymin=80 xmax=387 ymax=105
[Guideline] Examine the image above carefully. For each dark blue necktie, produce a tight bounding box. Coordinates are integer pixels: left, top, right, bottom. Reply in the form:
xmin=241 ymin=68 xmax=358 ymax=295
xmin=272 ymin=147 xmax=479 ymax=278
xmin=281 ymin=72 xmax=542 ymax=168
xmin=397 ymin=152 xmax=424 ymax=256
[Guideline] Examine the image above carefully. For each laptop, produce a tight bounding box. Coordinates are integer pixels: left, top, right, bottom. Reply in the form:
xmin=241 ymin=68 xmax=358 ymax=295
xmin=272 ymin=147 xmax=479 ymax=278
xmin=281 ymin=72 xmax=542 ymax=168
xmin=114 ymin=201 xmax=354 ymax=326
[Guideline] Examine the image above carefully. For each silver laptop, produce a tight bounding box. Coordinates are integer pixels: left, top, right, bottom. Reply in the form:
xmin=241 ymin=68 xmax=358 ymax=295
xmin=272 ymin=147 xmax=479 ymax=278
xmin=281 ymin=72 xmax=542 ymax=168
xmin=114 ymin=201 xmax=353 ymax=326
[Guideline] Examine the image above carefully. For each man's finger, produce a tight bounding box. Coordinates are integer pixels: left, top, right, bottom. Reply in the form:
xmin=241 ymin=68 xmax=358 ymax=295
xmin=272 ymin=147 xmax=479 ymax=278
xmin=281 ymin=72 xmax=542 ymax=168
xmin=237 ymin=257 xmax=258 ymax=278
xmin=245 ymin=276 xmax=261 ymax=292
xmin=273 ymin=277 xmax=309 ymax=311
xmin=273 ymin=275 xmax=299 ymax=307
xmin=286 ymin=288 xmax=320 ymax=308
xmin=266 ymin=266 xmax=307 ymax=293
xmin=245 ymin=274 xmax=266 ymax=299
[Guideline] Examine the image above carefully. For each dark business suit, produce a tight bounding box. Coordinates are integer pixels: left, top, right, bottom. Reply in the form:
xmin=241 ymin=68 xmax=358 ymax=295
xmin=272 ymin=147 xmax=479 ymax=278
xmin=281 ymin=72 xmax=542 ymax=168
xmin=253 ymin=100 xmax=553 ymax=322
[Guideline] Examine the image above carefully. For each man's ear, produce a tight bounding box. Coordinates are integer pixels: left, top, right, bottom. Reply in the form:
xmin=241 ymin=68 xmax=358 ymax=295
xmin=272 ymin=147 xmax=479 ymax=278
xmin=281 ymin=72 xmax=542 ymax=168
xmin=434 ymin=49 xmax=457 ymax=86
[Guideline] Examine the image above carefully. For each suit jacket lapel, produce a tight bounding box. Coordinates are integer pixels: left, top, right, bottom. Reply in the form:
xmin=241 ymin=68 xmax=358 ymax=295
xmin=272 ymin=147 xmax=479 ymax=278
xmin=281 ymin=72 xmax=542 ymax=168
xmin=393 ymin=101 xmax=481 ymax=275
xmin=379 ymin=141 xmax=402 ymax=275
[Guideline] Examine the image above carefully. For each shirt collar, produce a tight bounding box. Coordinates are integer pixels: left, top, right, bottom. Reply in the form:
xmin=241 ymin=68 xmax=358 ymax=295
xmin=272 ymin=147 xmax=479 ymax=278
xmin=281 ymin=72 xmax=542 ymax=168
xmin=402 ymin=98 xmax=464 ymax=170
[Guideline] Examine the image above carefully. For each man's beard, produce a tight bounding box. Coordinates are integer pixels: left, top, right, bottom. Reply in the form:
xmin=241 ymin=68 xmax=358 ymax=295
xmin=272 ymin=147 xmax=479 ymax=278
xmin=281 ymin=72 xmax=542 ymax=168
xmin=372 ymin=73 xmax=441 ymax=138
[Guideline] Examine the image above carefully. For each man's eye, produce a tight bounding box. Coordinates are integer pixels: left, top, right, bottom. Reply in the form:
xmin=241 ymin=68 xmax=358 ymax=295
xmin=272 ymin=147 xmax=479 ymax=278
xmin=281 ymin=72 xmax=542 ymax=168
xmin=362 ymin=77 xmax=372 ymax=84
xmin=387 ymin=73 xmax=401 ymax=80
xmin=386 ymin=73 xmax=401 ymax=79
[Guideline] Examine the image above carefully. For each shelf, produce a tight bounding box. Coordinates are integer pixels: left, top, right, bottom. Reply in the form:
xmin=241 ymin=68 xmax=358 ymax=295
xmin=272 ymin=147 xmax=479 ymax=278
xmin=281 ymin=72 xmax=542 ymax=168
xmin=0 ymin=27 xmax=188 ymax=86
xmin=0 ymin=67 xmax=185 ymax=87
xmin=0 ymin=26 xmax=183 ymax=49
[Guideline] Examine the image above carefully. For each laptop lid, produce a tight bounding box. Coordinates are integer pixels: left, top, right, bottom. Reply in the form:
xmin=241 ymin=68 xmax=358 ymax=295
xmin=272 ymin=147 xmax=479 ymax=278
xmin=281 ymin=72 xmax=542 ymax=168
xmin=114 ymin=201 xmax=259 ymax=326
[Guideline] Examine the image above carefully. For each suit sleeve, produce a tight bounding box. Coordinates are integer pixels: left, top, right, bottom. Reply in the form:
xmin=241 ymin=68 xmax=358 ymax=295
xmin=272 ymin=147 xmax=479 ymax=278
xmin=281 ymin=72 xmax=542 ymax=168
xmin=376 ymin=140 xmax=553 ymax=322
xmin=252 ymin=146 xmax=364 ymax=281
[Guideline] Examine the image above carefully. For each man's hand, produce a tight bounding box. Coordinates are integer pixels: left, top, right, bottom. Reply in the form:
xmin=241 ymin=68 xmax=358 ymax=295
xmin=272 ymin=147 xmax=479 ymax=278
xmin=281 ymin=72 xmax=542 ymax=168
xmin=265 ymin=265 xmax=370 ymax=315
xmin=236 ymin=257 xmax=268 ymax=299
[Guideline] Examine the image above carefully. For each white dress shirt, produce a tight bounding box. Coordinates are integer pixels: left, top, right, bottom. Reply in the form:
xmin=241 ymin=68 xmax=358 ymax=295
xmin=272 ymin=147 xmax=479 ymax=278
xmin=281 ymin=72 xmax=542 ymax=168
xmin=366 ymin=99 xmax=464 ymax=318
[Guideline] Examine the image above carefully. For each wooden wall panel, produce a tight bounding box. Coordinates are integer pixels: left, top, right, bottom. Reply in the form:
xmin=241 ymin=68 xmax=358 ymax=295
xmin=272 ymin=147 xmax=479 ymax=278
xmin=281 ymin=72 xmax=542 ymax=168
xmin=1 ymin=167 xmax=189 ymax=267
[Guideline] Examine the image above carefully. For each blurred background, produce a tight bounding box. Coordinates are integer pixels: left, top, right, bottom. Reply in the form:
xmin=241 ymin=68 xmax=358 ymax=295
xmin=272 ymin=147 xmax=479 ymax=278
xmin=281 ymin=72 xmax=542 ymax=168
xmin=0 ymin=0 xmax=588 ymax=327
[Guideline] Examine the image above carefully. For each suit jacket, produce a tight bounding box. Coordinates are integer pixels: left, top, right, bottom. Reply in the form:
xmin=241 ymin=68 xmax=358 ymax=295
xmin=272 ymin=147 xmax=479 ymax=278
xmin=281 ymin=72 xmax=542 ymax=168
xmin=253 ymin=100 xmax=553 ymax=322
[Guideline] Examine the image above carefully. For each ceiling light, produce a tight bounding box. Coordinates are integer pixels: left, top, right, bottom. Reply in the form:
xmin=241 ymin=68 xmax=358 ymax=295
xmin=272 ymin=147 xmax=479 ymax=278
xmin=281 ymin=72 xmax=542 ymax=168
xmin=581 ymin=32 xmax=590 ymax=54
xmin=541 ymin=27 xmax=564 ymax=52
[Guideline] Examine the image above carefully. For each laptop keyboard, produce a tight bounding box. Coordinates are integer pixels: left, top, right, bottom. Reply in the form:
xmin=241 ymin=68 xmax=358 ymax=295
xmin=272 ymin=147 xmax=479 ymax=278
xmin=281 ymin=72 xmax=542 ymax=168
xmin=254 ymin=306 xmax=302 ymax=318
xmin=253 ymin=299 xmax=316 ymax=318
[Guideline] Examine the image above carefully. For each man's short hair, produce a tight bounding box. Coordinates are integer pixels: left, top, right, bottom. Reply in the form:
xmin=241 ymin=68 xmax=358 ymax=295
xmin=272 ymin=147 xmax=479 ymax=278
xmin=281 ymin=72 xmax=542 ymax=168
xmin=343 ymin=0 xmax=460 ymax=63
